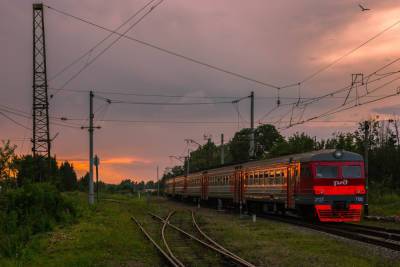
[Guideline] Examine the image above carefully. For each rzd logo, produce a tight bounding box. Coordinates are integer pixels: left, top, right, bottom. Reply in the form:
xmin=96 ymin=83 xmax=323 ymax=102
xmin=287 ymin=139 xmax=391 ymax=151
xmin=333 ymin=179 xmax=348 ymax=186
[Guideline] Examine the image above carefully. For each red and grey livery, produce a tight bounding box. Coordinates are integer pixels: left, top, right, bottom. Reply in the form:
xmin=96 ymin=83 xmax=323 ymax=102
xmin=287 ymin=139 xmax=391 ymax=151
xmin=165 ymin=149 xmax=365 ymax=222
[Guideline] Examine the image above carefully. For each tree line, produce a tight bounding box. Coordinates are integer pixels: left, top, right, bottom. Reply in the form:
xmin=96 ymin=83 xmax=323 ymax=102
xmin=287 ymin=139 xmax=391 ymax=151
xmin=0 ymin=141 xmax=79 ymax=192
xmin=163 ymin=120 xmax=400 ymax=192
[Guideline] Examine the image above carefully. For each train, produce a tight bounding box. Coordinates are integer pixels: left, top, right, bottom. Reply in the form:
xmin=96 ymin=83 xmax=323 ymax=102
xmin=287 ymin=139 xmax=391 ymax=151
xmin=165 ymin=149 xmax=366 ymax=222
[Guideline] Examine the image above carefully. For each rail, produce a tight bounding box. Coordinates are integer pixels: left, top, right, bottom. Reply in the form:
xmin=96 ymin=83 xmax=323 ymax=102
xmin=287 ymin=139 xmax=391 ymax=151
xmin=149 ymin=212 xmax=256 ymax=267
xmin=161 ymin=211 xmax=185 ymax=267
xmin=191 ymin=210 xmax=256 ymax=267
xmin=131 ymin=216 xmax=179 ymax=267
xmin=260 ymin=214 xmax=400 ymax=251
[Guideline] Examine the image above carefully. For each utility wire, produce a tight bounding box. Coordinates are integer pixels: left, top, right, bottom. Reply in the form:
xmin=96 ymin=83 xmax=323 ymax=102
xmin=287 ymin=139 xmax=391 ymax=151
xmin=49 ymin=0 xmax=158 ymax=81
xmin=0 ymin=111 xmax=31 ymax=130
xmin=94 ymin=94 xmax=236 ymax=105
xmin=45 ymin=3 xmax=400 ymax=97
xmin=285 ymin=84 xmax=400 ymax=129
xmin=44 ymin=4 xmax=280 ymax=90
xmin=280 ymin=18 xmax=400 ymax=88
xmin=50 ymin=0 xmax=164 ymax=98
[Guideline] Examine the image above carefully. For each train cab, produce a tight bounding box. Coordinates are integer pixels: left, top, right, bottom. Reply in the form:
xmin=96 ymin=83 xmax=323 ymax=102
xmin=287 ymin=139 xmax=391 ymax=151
xmin=299 ymin=150 xmax=365 ymax=222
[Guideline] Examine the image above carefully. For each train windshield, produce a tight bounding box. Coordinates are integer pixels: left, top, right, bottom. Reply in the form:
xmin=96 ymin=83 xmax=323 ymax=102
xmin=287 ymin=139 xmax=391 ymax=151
xmin=342 ymin=165 xmax=362 ymax=178
xmin=316 ymin=165 xmax=338 ymax=178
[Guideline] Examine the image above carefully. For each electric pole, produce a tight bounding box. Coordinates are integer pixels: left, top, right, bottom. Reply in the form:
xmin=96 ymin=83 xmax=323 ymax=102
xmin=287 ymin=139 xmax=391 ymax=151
xmin=32 ymin=3 xmax=51 ymax=180
xmin=364 ymin=120 xmax=369 ymax=216
xmin=220 ymin=133 xmax=224 ymax=165
xmin=186 ymin=149 xmax=190 ymax=177
xmin=157 ymin=165 xmax=159 ymax=197
xmin=89 ymin=91 xmax=95 ymax=205
xmin=81 ymin=91 xmax=100 ymax=205
xmin=94 ymin=155 xmax=100 ymax=202
xmin=249 ymin=91 xmax=255 ymax=159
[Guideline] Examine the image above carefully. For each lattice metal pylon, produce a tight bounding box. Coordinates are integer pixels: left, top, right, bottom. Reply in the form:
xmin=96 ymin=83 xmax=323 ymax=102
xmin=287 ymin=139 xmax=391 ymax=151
xmin=32 ymin=3 xmax=51 ymax=159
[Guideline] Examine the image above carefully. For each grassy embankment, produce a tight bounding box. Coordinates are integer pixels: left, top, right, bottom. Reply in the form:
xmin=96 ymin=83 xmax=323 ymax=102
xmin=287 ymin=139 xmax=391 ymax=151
xmin=1 ymin=193 xmax=399 ymax=267
xmin=369 ymin=192 xmax=400 ymax=217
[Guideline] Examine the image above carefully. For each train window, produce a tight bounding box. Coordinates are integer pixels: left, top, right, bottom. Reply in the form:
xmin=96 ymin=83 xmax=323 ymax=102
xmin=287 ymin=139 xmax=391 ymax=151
xmin=342 ymin=166 xmax=362 ymax=178
xmin=316 ymin=165 xmax=338 ymax=178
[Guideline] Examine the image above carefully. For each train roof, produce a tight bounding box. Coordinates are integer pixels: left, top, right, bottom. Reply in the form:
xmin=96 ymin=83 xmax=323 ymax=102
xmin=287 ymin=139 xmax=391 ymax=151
xmin=166 ymin=149 xmax=363 ymax=180
xmin=282 ymin=149 xmax=363 ymax=163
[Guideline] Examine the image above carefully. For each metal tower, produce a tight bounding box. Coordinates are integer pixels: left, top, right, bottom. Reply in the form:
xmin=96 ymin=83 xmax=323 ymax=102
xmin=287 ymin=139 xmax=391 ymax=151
xmin=32 ymin=3 xmax=51 ymax=158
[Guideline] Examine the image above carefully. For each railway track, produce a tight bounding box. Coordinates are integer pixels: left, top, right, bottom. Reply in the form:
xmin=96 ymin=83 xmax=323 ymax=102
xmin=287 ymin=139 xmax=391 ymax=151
xmin=260 ymin=214 xmax=400 ymax=251
xmin=131 ymin=216 xmax=179 ymax=267
xmin=149 ymin=211 xmax=256 ymax=267
xmin=161 ymin=211 xmax=185 ymax=267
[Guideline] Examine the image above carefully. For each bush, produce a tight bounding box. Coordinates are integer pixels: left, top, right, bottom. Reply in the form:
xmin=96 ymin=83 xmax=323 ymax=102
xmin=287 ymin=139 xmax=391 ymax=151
xmin=0 ymin=183 xmax=77 ymax=258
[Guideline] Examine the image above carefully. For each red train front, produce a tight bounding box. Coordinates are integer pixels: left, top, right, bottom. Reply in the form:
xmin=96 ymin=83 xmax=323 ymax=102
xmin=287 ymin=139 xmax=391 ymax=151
xmin=297 ymin=150 xmax=365 ymax=222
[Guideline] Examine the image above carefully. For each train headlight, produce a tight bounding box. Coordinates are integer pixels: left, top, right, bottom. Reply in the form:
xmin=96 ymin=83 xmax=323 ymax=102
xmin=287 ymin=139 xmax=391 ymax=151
xmin=333 ymin=149 xmax=343 ymax=159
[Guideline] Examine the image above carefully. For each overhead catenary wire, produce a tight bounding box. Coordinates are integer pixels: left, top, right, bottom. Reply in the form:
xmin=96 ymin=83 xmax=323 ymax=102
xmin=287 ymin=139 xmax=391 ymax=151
xmin=283 ymin=85 xmax=400 ymax=130
xmin=50 ymin=0 xmax=164 ymax=98
xmin=94 ymin=94 xmax=238 ymax=105
xmin=280 ymin=18 xmax=400 ymax=89
xmin=0 ymin=111 xmax=31 ymax=130
xmin=45 ymin=4 xmax=400 ymax=93
xmin=48 ymin=0 xmax=158 ymax=82
xmin=44 ymin=4 xmax=281 ymax=90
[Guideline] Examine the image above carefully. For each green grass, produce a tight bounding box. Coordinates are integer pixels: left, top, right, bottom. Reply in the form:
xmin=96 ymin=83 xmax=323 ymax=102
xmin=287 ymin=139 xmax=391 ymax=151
xmin=1 ymin=194 xmax=399 ymax=266
xmin=193 ymin=208 xmax=400 ymax=267
xmin=0 ymin=193 xmax=161 ymax=267
xmin=369 ymin=193 xmax=400 ymax=217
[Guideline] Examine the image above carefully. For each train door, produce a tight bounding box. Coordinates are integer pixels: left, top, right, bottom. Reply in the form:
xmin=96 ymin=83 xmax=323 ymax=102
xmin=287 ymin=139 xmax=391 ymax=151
xmin=201 ymin=172 xmax=208 ymax=200
xmin=233 ymin=167 xmax=244 ymax=204
xmin=287 ymin=163 xmax=298 ymax=209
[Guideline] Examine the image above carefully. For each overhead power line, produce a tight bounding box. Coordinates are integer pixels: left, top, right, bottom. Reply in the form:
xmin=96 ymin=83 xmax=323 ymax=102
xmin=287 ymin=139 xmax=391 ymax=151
xmin=94 ymin=94 xmax=236 ymax=105
xmin=50 ymin=0 xmax=164 ymax=98
xmin=49 ymin=0 xmax=158 ymax=82
xmin=284 ymin=86 xmax=400 ymax=130
xmin=0 ymin=111 xmax=31 ymax=130
xmin=45 ymin=3 xmax=400 ymax=98
xmin=280 ymin=18 xmax=400 ymax=88
xmin=44 ymin=4 xmax=281 ymax=90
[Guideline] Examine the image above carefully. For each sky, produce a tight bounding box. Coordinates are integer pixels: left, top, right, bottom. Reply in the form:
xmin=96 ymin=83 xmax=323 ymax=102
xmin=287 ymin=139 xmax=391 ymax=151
xmin=1 ymin=0 xmax=400 ymax=183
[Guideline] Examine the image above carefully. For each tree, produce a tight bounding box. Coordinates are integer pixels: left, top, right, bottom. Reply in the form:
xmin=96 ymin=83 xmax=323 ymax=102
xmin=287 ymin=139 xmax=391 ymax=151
xmin=59 ymin=162 xmax=78 ymax=191
xmin=187 ymin=140 xmax=220 ymax=172
xmin=270 ymin=132 xmax=315 ymax=156
xmin=229 ymin=128 xmax=253 ymax=163
xmin=78 ymin=172 xmax=89 ymax=191
xmin=14 ymin=155 xmax=59 ymax=187
xmin=255 ymin=124 xmax=284 ymax=158
xmin=0 ymin=140 xmax=17 ymax=188
xmin=229 ymin=125 xmax=284 ymax=162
